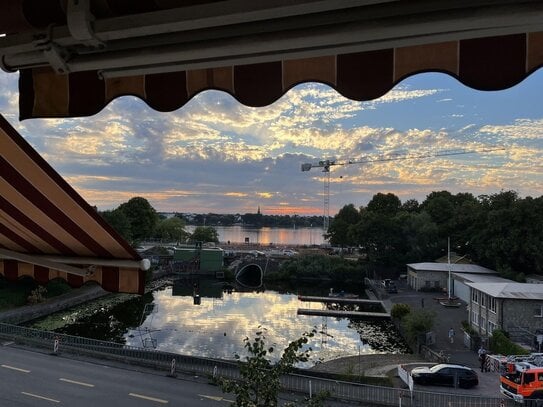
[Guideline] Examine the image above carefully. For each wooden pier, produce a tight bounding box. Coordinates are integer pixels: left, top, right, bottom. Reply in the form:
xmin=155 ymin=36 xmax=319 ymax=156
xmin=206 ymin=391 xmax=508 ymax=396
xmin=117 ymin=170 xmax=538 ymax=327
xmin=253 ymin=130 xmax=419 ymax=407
xmin=297 ymin=295 xmax=383 ymax=306
xmin=297 ymin=296 xmax=390 ymax=319
xmin=297 ymin=308 xmax=390 ymax=319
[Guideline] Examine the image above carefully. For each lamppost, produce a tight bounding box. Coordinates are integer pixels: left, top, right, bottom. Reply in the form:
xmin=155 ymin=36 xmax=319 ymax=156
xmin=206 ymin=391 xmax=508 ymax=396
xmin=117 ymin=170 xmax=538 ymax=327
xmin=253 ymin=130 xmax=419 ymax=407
xmin=447 ymin=237 xmax=468 ymax=301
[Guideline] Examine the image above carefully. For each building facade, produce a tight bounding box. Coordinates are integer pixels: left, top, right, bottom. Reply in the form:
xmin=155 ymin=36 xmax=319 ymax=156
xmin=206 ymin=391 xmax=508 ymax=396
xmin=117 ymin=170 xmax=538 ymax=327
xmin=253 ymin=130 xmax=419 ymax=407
xmin=467 ymin=282 xmax=543 ymax=343
xmin=406 ymin=262 xmax=496 ymax=295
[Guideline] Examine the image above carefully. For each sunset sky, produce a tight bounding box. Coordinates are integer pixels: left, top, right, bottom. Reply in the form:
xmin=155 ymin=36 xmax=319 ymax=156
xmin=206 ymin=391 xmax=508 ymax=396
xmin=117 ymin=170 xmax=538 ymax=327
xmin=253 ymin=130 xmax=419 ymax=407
xmin=1 ymin=69 xmax=542 ymax=216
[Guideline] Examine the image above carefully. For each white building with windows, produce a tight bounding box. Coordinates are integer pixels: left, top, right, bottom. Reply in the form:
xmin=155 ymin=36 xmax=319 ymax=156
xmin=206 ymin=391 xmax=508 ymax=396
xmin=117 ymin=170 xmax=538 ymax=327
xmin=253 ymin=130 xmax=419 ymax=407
xmin=466 ymin=281 xmax=543 ymax=339
xmin=406 ymin=262 xmax=497 ymax=301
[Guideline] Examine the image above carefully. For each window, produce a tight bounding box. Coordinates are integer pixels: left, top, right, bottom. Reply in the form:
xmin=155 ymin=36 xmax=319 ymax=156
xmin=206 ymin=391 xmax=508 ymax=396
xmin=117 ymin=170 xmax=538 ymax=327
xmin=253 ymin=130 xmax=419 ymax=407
xmin=524 ymin=373 xmax=536 ymax=385
xmin=488 ymin=321 xmax=497 ymax=334
xmin=434 ymin=280 xmax=440 ymax=288
xmin=535 ymin=305 xmax=543 ymax=318
xmin=472 ymin=290 xmax=478 ymax=304
xmin=425 ymin=280 xmax=431 ymax=287
xmin=481 ymin=294 xmax=486 ymax=307
xmin=480 ymin=316 xmax=486 ymax=332
xmin=489 ymin=297 xmax=496 ymax=313
xmin=472 ymin=311 xmax=479 ymax=326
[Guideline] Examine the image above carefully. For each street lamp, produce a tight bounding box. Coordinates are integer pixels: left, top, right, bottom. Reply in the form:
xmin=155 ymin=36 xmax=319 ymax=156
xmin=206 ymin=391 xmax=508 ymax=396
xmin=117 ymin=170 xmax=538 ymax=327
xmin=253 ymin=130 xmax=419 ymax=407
xmin=447 ymin=237 xmax=468 ymax=301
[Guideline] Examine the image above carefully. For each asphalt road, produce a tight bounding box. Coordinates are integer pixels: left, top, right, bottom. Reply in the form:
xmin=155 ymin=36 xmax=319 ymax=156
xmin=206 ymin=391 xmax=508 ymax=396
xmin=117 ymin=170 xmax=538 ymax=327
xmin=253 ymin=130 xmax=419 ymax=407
xmin=0 ymin=344 xmax=234 ymax=406
xmin=0 ymin=344 xmax=356 ymax=406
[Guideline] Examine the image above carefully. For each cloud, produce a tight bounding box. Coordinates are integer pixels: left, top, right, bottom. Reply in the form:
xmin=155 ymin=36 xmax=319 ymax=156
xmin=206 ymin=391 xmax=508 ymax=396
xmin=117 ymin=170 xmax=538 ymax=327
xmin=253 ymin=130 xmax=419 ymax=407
xmin=480 ymin=118 xmax=543 ymax=140
xmin=0 ymin=70 xmax=541 ymax=215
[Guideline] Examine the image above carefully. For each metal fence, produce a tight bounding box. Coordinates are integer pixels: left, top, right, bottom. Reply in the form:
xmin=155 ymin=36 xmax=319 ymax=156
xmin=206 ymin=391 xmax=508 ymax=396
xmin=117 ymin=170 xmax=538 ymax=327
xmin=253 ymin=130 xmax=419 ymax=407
xmin=0 ymin=323 xmax=523 ymax=406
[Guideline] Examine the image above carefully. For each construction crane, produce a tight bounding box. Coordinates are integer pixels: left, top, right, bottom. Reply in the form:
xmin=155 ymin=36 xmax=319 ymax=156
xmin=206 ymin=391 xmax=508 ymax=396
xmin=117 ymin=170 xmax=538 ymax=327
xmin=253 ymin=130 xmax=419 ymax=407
xmin=301 ymin=147 xmax=506 ymax=232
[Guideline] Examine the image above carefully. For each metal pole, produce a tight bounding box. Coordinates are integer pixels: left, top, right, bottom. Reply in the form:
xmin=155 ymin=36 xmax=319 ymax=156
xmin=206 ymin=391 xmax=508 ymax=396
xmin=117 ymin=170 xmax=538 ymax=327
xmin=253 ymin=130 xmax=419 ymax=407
xmin=447 ymin=237 xmax=451 ymax=301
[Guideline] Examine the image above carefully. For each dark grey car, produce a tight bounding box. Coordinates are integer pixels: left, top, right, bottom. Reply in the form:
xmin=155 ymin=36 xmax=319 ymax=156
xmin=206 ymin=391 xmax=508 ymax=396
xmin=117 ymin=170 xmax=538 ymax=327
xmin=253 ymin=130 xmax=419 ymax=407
xmin=411 ymin=364 xmax=479 ymax=388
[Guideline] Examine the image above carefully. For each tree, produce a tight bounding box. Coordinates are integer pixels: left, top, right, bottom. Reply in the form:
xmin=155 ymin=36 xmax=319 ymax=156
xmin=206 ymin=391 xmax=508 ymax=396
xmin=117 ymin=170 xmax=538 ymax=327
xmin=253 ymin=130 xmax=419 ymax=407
xmin=217 ymin=328 xmax=320 ymax=407
xmin=118 ymin=197 xmax=158 ymax=241
xmin=327 ymin=204 xmax=361 ymax=246
xmin=402 ymin=310 xmax=436 ymax=344
xmin=350 ymin=211 xmax=404 ymax=266
xmin=401 ymin=199 xmax=420 ymax=213
xmin=100 ymin=208 xmax=133 ymax=242
xmin=155 ymin=217 xmax=188 ymax=243
xmin=366 ymin=193 xmax=402 ymax=216
xmin=189 ymin=226 xmax=219 ymax=243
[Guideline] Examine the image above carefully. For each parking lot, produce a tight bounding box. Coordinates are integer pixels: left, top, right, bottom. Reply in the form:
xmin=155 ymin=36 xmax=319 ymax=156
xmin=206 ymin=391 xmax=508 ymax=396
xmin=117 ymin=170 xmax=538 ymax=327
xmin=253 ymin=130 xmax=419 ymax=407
xmin=385 ymin=280 xmax=506 ymax=398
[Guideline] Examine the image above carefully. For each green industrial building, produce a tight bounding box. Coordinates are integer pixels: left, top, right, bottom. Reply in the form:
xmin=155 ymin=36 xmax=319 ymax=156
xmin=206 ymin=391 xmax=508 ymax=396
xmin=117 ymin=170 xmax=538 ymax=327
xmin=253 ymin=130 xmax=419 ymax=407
xmin=173 ymin=246 xmax=224 ymax=272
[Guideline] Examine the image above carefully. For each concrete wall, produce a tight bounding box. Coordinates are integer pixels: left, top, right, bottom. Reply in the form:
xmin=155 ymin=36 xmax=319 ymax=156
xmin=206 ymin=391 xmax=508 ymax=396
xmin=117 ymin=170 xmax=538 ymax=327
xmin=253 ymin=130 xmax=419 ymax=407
xmin=407 ymin=268 xmax=447 ymax=291
xmin=502 ymin=299 xmax=543 ymax=332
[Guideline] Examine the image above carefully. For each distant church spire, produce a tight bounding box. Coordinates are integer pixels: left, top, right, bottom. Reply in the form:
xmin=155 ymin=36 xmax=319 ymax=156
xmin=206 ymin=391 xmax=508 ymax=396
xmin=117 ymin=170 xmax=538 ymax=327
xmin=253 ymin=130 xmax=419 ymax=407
xmin=257 ymin=205 xmax=261 ymax=215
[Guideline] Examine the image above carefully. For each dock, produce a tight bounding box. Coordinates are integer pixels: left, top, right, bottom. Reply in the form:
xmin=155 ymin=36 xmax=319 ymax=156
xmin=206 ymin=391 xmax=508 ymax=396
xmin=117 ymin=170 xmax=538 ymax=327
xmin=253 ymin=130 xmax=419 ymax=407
xmin=297 ymin=308 xmax=391 ymax=319
xmin=298 ymin=295 xmax=384 ymax=307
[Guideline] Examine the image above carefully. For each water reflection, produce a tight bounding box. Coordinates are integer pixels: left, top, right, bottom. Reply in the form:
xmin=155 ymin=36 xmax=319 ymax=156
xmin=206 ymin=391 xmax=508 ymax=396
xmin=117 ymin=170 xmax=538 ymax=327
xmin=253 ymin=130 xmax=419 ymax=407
xmin=124 ymin=287 xmax=409 ymax=363
xmin=27 ymin=282 xmax=409 ymax=364
xmin=185 ymin=226 xmax=325 ymax=246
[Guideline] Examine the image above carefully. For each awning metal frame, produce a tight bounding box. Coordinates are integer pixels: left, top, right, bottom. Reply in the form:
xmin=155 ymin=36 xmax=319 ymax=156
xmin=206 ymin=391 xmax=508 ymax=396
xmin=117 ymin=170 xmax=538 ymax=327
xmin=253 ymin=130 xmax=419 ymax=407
xmin=1 ymin=0 xmax=543 ymax=77
xmin=0 ymin=248 xmax=150 ymax=278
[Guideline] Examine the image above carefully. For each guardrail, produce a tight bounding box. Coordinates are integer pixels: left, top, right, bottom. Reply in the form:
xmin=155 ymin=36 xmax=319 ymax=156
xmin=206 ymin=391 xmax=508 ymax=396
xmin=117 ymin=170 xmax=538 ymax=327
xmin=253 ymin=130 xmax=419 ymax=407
xmin=0 ymin=323 xmax=520 ymax=406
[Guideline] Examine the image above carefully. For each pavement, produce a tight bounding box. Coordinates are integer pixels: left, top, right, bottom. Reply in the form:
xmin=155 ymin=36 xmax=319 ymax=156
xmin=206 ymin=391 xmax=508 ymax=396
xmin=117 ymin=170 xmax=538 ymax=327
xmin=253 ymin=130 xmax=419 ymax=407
xmin=384 ymin=279 xmax=479 ymax=369
xmin=382 ymin=280 xmax=504 ymax=398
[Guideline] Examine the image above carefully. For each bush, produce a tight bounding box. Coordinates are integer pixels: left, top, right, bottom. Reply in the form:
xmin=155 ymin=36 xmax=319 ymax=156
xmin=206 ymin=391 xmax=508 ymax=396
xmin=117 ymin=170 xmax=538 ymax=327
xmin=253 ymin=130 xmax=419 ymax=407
xmin=461 ymin=320 xmax=478 ymax=336
xmin=490 ymin=329 xmax=529 ymax=355
xmin=391 ymin=303 xmax=411 ymax=320
xmin=402 ymin=310 xmax=435 ymax=343
xmin=46 ymin=280 xmax=72 ymax=297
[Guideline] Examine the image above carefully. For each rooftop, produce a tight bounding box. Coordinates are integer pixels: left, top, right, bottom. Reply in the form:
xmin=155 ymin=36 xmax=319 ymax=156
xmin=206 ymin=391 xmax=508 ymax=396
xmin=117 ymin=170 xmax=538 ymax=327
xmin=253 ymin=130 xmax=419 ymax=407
xmin=466 ymin=282 xmax=543 ymax=300
xmin=452 ymin=273 xmax=510 ymax=284
xmin=407 ymin=262 xmax=496 ymax=274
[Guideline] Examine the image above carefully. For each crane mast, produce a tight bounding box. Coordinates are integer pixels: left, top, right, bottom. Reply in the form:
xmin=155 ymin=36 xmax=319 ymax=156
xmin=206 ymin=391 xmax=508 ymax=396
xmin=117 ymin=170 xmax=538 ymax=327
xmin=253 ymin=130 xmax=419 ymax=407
xmin=301 ymin=147 xmax=505 ymax=235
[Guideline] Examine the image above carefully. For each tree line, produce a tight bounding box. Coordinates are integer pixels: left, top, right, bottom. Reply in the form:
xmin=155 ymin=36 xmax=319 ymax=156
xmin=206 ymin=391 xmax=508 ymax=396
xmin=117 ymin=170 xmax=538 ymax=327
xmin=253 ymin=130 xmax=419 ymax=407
xmin=98 ymin=197 xmax=219 ymax=245
xmin=327 ymin=190 xmax=543 ymax=280
xmin=98 ymin=197 xmax=324 ymax=245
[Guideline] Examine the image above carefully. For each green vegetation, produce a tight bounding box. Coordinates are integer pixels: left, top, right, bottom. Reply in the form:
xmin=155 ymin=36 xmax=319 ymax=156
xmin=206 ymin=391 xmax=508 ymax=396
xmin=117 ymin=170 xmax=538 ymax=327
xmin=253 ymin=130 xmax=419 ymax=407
xmin=391 ymin=303 xmax=411 ymax=320
xmin=327 ymin=190 xmax=543 ymax=280
xmin=188 ymin=226 xmax=219 ymax=243
xmin=217 ymin=328 xmax=327 ymax=407
xmin=96 ymin=190 xmax=543 ymax=284
xmin=461 ymin=320 xmax=478 ymax=336
xmin=401 ymin=310 xmax=436 ymax=344
xmin=267 ymin=254 xmax=368 ymax=282
xmin=0 ymin=278 xmax=34 ymax=310
xmin=490 ymin=329 xmax=530 ymax=356
xmin=45 ymin=279 xmax=72 ymax=298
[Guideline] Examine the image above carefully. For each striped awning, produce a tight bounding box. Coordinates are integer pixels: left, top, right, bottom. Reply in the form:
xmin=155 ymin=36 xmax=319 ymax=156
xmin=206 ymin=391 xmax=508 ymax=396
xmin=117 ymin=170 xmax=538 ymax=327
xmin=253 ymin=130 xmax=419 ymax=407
xmin=0 ymin=114 xmax=146 ymax=294
xmin=1 ymin=0 xmax=542 ymax=119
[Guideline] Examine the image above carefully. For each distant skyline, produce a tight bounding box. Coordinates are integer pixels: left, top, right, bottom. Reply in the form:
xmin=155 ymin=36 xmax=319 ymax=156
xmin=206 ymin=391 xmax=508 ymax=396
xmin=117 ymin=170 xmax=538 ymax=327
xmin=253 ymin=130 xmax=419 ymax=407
xmin=1 ymin=69 xmax=542 ymax=216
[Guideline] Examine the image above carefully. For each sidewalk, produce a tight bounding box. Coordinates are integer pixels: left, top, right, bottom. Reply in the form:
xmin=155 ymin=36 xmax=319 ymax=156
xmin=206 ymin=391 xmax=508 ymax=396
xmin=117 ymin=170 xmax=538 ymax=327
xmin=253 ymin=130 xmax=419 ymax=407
xmin=388 ymin=283 xmax=479 ymax=369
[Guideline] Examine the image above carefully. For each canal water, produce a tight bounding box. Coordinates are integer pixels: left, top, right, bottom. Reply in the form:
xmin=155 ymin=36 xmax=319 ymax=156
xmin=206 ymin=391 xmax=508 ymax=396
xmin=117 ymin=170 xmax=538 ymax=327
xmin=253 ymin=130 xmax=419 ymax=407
xmin=185 ymin=225 xmax=326 ymax=246
xmin=27 ymin=280 xmax=410 ymax=364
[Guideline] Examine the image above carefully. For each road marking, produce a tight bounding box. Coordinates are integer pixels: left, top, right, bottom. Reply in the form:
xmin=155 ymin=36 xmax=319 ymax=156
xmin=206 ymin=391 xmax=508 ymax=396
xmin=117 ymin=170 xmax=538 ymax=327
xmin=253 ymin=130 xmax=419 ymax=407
xmin=21 ymin=392 xmax=60 ymax=403
xmin=60 ymin=377 xmax=95 ymax=387
xmin=1 ymin=364 xmax=30 ymax=373
xmin=199 ymin=394 xmax=234 ymax=403
xmin=129 ymin=392 xmax=169 ymax=404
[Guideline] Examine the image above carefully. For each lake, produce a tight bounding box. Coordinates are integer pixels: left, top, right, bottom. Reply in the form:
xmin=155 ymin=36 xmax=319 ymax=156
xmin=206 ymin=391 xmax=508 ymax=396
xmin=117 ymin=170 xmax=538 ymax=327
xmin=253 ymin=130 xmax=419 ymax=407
xmin=185 ymin=225 xmax=326 ymax=246
xmin=27 ymin=281 xmax=410 ymax=365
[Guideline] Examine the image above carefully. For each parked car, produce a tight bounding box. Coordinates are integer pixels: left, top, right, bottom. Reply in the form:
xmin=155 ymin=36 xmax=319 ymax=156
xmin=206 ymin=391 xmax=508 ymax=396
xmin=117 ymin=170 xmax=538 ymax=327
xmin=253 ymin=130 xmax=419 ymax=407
xmin=411 ymin=364 xmax=478 ymax=388
xmin=381 ymin=279 xmax=391 ymax=288
xmin=386 ymin=283 xmax=398 ymax=293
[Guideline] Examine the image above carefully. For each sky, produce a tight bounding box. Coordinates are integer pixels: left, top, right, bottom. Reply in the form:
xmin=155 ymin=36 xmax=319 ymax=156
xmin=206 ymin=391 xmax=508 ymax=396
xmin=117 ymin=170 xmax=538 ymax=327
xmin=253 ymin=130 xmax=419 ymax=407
xmin=0 ymin=69 xmax=542 ymax=216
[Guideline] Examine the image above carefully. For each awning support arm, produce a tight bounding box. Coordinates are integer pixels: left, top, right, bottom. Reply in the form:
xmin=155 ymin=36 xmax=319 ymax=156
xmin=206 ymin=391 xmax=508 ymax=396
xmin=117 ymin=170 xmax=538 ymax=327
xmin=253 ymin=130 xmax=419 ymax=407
xmin=0 ymin=248 xmax=94 ymax=277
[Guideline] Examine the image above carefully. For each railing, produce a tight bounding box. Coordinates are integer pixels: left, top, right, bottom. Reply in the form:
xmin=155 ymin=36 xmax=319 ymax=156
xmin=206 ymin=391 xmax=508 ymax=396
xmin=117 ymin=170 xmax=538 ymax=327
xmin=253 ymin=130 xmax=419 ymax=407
xmin=420 ymin=344 xmax=449 ymax=363
xmin=0 ymin=323 xmax=521 ymax=406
